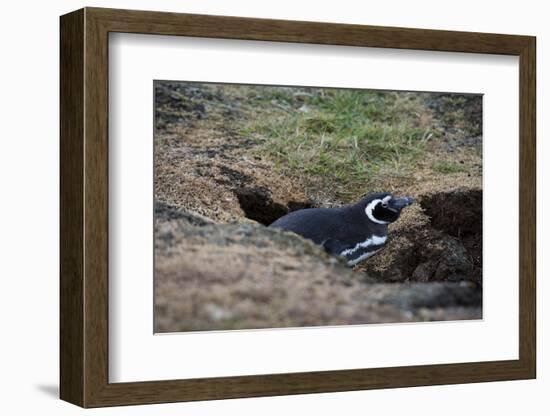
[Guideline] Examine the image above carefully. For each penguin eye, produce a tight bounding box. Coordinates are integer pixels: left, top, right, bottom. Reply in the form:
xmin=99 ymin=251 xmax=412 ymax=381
xmin=381 ymin=202 xmax=388 ymax=208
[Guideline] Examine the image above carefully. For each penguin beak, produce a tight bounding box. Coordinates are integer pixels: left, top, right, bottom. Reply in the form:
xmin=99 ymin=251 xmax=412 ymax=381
xmin=389 ymin=196 xmax=414 ymax=210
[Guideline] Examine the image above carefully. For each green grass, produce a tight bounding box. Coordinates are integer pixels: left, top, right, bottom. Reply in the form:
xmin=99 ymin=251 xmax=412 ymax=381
xmin=242 ymin=88 xmax=437 ymax=197
xmin=432 ymin=160 xmax=468 ymax=174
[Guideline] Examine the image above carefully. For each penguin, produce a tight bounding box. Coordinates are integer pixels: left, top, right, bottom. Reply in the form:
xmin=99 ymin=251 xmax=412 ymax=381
xmin=269 ymin=192 xmax=414 ymax=266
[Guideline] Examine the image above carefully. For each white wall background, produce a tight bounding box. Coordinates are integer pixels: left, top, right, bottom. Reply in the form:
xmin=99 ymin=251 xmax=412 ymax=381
xmin=0 ymin=0 xmax=545 ymax=414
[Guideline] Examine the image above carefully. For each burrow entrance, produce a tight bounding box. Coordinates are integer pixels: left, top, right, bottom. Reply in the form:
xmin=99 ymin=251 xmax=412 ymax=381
xmin=234 ymin=186 xmax=312 ymax=226
xmin=235 ymin=183 xmax=482 ymax=285
xmin=420 ymin=189 xmax=482 ymax=274
xmin=361 ymin=188 xmax=482 ymax=284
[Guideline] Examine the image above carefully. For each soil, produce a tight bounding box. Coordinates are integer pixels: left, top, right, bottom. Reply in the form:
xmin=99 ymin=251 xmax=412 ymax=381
xmin=154 ymin=82 xmax=483 ymax=332
xmin=155 ymin=208 xmax=481 ymax=332
xmin=358 ymin=188 xmax=482 ymax=285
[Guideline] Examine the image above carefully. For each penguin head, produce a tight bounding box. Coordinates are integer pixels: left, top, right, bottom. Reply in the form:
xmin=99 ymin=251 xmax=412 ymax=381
xmin=358 ymin=192 xmax=414 ymax=225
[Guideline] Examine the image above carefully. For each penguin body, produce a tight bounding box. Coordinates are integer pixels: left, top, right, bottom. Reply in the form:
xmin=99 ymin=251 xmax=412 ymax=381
xmin=269 ymin=192 xmax=413 ymax=266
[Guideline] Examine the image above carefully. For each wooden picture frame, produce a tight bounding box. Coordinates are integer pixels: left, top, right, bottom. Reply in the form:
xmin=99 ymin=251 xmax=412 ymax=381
xmin=60 ymin=7 xmax=536 ymax=408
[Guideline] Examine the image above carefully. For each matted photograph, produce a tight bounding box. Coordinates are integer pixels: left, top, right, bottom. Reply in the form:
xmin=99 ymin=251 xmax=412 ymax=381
xmin=60 ymin=8 xmax=536 ymax=407
xmin=153 ymin=81 xmax=483 ymax=333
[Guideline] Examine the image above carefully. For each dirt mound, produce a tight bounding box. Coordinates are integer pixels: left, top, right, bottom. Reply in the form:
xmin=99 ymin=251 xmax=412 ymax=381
xmin=359 ymin=188 xmax=482 ymax=285
xmin=421 ymin=189 xmax=482 ymax=274
xmin=154 ymin=209 xmax=481 ymax=332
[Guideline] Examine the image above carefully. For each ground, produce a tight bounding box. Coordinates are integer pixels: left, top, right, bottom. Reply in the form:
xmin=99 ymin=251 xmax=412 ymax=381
xmin=154 ymin=81 xmax=482 ymax=332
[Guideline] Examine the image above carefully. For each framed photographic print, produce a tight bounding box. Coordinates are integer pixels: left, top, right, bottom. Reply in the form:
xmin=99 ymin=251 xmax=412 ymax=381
xmin=60 ymin=7 xmax=536 ymax=408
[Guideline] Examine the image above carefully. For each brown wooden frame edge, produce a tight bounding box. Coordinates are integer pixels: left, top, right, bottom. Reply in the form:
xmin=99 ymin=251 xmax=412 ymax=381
xmin=60 ymin=7 xmax=536 ymax=408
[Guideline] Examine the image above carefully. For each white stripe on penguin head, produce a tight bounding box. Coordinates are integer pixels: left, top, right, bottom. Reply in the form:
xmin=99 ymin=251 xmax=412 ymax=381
xmin=365 ymin=198 xmax=390 ymax=225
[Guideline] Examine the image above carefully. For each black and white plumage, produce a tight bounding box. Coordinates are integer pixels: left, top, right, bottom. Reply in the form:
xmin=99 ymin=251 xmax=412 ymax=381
xmin=269 ymin=192 xmax=414 ymax=266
